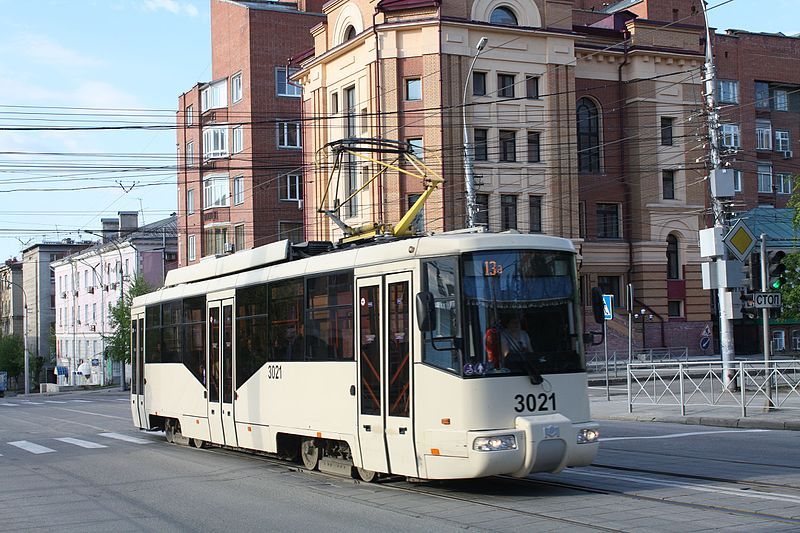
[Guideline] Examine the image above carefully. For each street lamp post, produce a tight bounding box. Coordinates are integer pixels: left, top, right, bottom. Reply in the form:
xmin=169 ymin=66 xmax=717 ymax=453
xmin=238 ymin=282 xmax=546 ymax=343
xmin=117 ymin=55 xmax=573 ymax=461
xmin=634 ymin=308 xmax=653 ymax=351
xmin=4 ymin=280 xmax=29 ymax=394
xmin=462 ymin=36 xmax=488 ymax=228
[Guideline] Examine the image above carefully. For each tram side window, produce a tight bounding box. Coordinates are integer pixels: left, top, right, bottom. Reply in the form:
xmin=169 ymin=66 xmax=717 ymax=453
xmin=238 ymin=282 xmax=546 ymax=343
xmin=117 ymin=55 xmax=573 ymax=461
xmin=305 ymin=272 xmax=354 ymax=361
xmin=145 ymin=305 xmax=161 ymax=363
xmin=161 ymin=301 xmax=182 ymax=364
xmin=183 ymin=296 xmax=206 ymax=383
xmin=269 ymin=278 xmax=304 ymax=361
xmin=421 ymin=258 xmax=461 ymax=374
xmin=236 ymin=284 xmax=269 ymax=387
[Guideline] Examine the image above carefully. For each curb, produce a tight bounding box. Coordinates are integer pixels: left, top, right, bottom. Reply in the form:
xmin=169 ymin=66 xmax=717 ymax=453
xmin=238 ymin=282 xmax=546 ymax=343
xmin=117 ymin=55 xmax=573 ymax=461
xmin=597 ymin=413 xmax=800 ymax=431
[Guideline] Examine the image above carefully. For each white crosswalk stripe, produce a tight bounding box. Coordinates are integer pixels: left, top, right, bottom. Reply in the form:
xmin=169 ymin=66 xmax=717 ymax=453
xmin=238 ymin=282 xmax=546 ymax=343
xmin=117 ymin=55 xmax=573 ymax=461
xmin=44 ymin=400 xmax=68 ymax=404
xmin=55 ymin=437 xmax=107 ymax=449
xmin=98 ymin=432 xmax=151 ymax=444
xmin=8 ymin=441 xmax=56 ymax=454
xmin=0 ymin=403 xmax=19 ymax=407
xmin=70 ymin=399 xmax=92 ymax=403
xmin=20 ymin=401 xmax=45 ymax=405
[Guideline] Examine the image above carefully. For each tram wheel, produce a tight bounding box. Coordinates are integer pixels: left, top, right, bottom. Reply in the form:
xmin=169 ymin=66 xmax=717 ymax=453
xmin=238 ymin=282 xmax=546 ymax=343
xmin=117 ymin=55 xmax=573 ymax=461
xmin=300 ymin=438 xmax=320 ymax=470
xmin=165 ymin=421 xmax=175 ymax=444
xmin=190 ymin=438 xmax=206 ymax=449
xmin=355 ymin=467 xmax=378 ymax=483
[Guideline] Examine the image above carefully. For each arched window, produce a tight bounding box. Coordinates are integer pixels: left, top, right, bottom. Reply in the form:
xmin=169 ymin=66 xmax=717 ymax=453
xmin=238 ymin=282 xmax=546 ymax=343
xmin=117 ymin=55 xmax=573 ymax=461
xmin=576 ymin=98 xmax=600 ymax=172
xmin=490 ymin=6 xmax=518 ymax=26
xmin=344 ymin=25 xmax=357 ymax=41
xmin=666 ymin=234 xmax=680 ymax=280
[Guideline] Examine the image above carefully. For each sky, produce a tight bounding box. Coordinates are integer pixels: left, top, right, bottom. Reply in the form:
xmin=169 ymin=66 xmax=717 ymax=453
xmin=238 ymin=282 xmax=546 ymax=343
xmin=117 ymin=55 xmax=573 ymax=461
xmin=0 ymin=0 xmax=798 ymax=261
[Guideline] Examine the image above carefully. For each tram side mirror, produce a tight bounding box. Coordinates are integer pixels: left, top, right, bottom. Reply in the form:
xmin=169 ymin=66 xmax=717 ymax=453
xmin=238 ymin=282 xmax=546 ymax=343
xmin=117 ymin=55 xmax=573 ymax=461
xmin=591 ymin=287 xmax=605 ymax=325
xmin=415 ymin=291 xmax=437 ymax=331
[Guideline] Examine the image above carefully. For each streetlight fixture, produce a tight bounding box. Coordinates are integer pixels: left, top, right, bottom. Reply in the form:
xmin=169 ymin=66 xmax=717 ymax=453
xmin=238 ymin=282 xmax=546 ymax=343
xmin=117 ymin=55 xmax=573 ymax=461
xmin=462 ymin=36 xmax=488 ymax=228
xmin=633 ymin=308 xmax=654 ymax=351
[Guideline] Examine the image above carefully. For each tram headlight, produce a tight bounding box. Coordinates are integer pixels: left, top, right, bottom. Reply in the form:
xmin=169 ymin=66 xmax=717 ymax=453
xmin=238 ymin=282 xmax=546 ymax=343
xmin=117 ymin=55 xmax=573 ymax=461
xmin=577 ymin=428 xmax=599 ymax=444
xmin=473 ymin=435 xmax=517 ymax=452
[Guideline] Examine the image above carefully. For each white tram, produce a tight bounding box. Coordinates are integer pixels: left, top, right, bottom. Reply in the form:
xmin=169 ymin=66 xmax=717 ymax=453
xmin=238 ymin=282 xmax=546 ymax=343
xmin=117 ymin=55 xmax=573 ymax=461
xmin=130 ymin=232 xmax=599 ymax=480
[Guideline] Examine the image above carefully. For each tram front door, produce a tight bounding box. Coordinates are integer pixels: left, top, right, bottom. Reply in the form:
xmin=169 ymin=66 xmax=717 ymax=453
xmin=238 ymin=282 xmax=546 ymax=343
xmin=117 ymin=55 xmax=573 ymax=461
xmin=356 ymin=273 xmax=418 ymax=477
xmin=130 ymin=313 xmax=146 ymax=428
xmin=207 ymin=299 xmax=237 ymax=447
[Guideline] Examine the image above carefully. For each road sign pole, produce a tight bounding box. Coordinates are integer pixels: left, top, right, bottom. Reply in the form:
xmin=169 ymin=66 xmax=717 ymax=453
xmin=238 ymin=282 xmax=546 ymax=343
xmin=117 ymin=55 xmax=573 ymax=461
xmin=760 ymin=235 xmax=773 ymax=408
xmin=604 ymin=320 xmax=610 ymax=402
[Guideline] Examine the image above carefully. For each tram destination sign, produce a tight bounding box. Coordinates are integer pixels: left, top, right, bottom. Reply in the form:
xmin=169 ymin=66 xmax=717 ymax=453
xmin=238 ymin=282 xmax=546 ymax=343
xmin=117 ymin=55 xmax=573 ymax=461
xmin=751 ymin=292 xmax=782 ymax=309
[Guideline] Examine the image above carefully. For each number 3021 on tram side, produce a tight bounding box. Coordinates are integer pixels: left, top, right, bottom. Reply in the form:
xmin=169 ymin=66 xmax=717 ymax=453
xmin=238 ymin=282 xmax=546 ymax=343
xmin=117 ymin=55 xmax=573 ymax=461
xmin=130 ymin=231 xmax=600 ymax=481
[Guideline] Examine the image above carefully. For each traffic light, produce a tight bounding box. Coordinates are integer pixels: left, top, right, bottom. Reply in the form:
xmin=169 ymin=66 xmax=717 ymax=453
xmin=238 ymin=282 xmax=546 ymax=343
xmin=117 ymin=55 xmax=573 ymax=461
xmin=591 ymin=287 xmax=605 ymax=324
xmin=745 ymin=253 xmax=761 ymax=292
xmin=740 ymin=293 xmax=757 ymax=320
xmin=768 ymin=250 xmax=787 ymax=290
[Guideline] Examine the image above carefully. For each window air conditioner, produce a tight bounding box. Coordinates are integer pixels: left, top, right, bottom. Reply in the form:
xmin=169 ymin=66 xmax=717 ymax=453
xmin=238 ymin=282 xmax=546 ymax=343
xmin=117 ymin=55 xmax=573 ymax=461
xmin=73 ymin=290 xmax=79 ymax=297
xmin=87 ymin=286 xmax=94 ymax=294
xmin=90 ymin=325 xmax=96 ymax=332
xmin=224 ymin=243 xmax=235 ymax=254
xmin=782 ymin=150 xmax=793 ymax=159
xmin=60 ymin=292 xmax=67 ymax=299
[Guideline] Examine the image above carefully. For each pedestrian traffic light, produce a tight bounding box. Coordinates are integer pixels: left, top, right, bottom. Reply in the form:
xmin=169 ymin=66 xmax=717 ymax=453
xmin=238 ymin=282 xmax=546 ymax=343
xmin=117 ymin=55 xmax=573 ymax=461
xmin=591 ymin=287 xmax=605 ymax=324
xmin=744 ymin=253 xmax=761 ymax=292
xmin=740 ymin=293 xmax=757 ymax=320
xmin=768 ymin=250 xmax=787 ymax=290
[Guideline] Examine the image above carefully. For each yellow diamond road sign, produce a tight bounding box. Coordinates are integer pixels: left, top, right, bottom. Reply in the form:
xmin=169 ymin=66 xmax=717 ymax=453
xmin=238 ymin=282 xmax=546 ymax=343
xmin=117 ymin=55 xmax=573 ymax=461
xmin=723 ymin=220 xmax=756 ymax=262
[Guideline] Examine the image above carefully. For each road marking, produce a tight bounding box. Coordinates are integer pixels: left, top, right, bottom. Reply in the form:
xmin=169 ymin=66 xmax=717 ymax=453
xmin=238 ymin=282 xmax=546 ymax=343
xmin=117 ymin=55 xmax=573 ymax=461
xmin=56 ymin=408 xmax=127 ymax=420
xmin=20 ymin=401 xmax=45 ymax=405
xmin=572 ymin=469 xmax=800 ymax=504
xmin=0 ymin=403 xmax=19 ymax=407
xmin=44 ymin=400 xmax=68 ymax=404
xmin=601 ymin=429 xmax=770 ymax=442
xmin=98 ymin=432 xmax=151 ymax=444
xmin=55 ymin=437 xmax=107 ymax=449
xmin=70 ymin=399 xmax=93 ymax=403
xmin=8 ymin=441 xmax=56 ymax=454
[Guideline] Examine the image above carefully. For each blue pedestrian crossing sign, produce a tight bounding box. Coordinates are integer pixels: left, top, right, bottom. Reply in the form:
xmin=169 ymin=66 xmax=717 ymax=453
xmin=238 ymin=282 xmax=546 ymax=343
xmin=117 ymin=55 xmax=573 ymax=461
xmin=602 ymin=294 xmax=614 ymax=321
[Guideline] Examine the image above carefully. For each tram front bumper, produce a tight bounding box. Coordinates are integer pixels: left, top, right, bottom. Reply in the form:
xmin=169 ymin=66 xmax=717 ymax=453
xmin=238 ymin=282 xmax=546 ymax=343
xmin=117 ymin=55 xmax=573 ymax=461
xmin=509 ymin=414 xmax=599 ymax=477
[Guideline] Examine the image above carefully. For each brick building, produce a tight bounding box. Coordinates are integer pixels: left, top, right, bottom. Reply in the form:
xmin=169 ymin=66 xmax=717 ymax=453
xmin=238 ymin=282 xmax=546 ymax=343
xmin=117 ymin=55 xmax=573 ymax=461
xmin=176 ymin=0 xmax=324 ymax=266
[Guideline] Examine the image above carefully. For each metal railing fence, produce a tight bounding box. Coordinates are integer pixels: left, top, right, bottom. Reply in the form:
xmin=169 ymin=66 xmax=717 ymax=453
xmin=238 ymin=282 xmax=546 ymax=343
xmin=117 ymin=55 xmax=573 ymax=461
xmin=587 ymin=347 xmax=689 ymax=376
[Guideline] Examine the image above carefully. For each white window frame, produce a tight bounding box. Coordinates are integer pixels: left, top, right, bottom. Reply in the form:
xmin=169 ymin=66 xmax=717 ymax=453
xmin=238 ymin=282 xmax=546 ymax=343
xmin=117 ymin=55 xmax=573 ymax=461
xmin=276 ymin=67 xmax=301 ymax=97
xmin=772 ymin=330 xmax=786 ymax=352
xmin=185 ymin=104 xmax=193 ymax=126
xmin=232 ymin=126 xmax=244 ymax=154
xmin=188 ymin=235 xmax=196 ymax=262
xmin=405 ymin=78 xmax=422 ymax=101
xmin=407 ymin=137 xmax=424 ymax=159
xmin=733 ymin=170 xmax=742 ymax=193
xmin=186 ymin=141 xmax=194 ymax=167
xmin=757 ymin=164 xmax=773 ymax=193
xmin=202 ymin=126 xmax=229 ymax=159
xmin=718 ymin=80 xmax=739 ymax=104
xmin=720 ymin=124 xmax=740 ymax=149
xmin=187 ymin=189 xmax=195 ymax=215
xmin=281 ymin=174 xmax=302 ymax=201
xmin=277 ymin=121 xmax=301 ymax=148
xmin=201 ymin=79 xmax=227 ymax=112
xmin=775 ymin=130 xmax=790 ymax=152
xmin=233 ymin=175 xmax=245 ymax=205
xmin=231 ymin=72 xmax=243 ymax=103
xmin=777 ymin=173 xmax=793 ymax=195
xmin=203 ymin=175 xmax=230 ymax=209
xmin=774 ymin=89 xmax=788 ymax=111
xmin=756 ymin=120 xmax=772 ymax=151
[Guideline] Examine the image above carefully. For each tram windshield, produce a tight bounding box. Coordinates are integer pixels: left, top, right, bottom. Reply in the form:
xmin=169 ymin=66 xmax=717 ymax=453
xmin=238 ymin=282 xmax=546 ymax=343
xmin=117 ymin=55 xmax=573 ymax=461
xmin=460 ymin=250 xmax=584 ymax=378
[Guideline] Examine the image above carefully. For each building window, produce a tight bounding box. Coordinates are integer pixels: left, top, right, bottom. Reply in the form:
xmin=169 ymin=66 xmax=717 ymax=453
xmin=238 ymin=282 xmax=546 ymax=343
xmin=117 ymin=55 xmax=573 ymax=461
xmin=526 ymin=76 xmax=539 ymax=99
xmin=490 ymin=6 xmax=518 ymax=25
xmin=772 ymin=330 xmax=786 ymax=352
xmin=234 ymin=224 xmax=245 ymax=251
xmin=188 ymin=235 xmax=196 ymax=262
xmin=280 ymin=174 xmax=302 ymax=201
xmin=233 ymin=176 xmax=244 ymax=205
xmin=277 ymin=121 xmax=301 ymax=148
xmin=407 ymin=194 xmax=425 ymax=234
xmin=344 ymin=25 xmax=357 ymax=41
xmin=661 ymin=117 xmax=674 ymax=146
xmin=203 ymin=176 xmax=229 ymax=208
xmin=527 ymin=131 xmax=541 ymax=163
xmin=756 ymin=120 xmax=772 ymax=150
xmin=662 ymin=170 xmax=675 ymax=200
xmin=185 ymin=105 xmax=193 ymax=126
xmin=755 ymin=81 xmax=770 ymax=109
xmin=201 ymin=79 xmax=227 ymax=112
xmin=499 ymin=130 xmax=516 ymax=162
xmin=775 ymin=130 xmax=791 ymax=153
xmin=202 ymin=126 xmax=229 ymax=159
xmin=529 ymin=196 xmax=542 ymax=233
xmin=666 ymin=234 xmax=679 ymax=279
xmin=187 ymin=189 xmax=195 ymax=215
xmin=474 ymin=128 xmax=488 ymax=161
xmin=204 ymin=227 xmax=228 ymax=256
xmin=278 ymin=222 xmax=304 ymax=243
xmin=475 ymin=193 xmax=489 ymax=228
xmin=577 ymin=98 xmax=601 ymax=172
xmin=774 ymin=89 xmax=789 ymax=111
xmin=360 ymin=107 xmax=368 ymax=133
xmin=668 ymin=301 xmax=682 ymax=317
xmin=793 ymin=330 xmax=800 ymax=351
xmin=757 ymin=164 xmax=773 ymax=193
xmin=276 ymin=67 xmax=301 ymax=97
xmin=232 ymin=126 xmax=243 ymax=154
xmin=717 ymin=80 xmax=739 ymax=104
xmin=578 ymin=201 xmax=586 ymax=238
xmin=405 ymin=78 xmax=421 ymax=101
xmin=721 ymin=124 xmax=740 ymax=149
xmin=500 ymin=195 xmax=517 ymax=230
xmin=405 ymin=138 xmax=424 ymax=160
xmin=330 ymin=92 xmax=338 ymax=114
xmin=597 ymin=276 xmax=621 ymax=306
xmin=473 ymin=72 xmax=486 ymax=96
xmin=497 ymin=74 xmax=515 ymax=98
xmin=596 ymin=203 xmax=620 ymax=239
xmin=777 ymin=173 xmax=793 ymax=195
xmin=186 ymin=141 xmax=194 ymax=167
xmin=733 ymin=170 xmax=742 ymax=193
xmin=231 ymin=72 xmax=243 ymax=103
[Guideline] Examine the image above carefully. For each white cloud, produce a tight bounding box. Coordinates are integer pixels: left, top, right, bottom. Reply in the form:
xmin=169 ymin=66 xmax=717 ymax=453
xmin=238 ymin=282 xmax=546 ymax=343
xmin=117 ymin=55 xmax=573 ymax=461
xmin=6 ymin=33 xmax=105 ymax=69
xmin=143 ymin=0 xmax=199 ymax=17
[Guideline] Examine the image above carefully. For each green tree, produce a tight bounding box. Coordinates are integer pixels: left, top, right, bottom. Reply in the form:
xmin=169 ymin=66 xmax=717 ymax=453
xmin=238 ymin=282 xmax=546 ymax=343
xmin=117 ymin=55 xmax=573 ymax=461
xmin=780 ymin=179 xmax=800 ymax=319
xmin=0 ymin=334 xmax=24 ymax=381
xmin=104 ymin=275 xmax=153 ymax=364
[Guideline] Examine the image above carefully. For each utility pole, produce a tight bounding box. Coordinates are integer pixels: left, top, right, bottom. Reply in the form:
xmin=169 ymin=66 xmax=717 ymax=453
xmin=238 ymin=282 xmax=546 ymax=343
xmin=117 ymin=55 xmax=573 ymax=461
xmin=759 ymin=235 xmax=774 ymax=407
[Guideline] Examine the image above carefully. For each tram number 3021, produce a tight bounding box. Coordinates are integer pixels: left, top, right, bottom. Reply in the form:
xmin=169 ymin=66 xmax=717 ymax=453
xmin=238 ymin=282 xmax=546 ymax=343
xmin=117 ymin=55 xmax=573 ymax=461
xmin=267 ymin=365 xmax=282 ymax=380
xmin=513 ymin=392 xmax=556 ymax=413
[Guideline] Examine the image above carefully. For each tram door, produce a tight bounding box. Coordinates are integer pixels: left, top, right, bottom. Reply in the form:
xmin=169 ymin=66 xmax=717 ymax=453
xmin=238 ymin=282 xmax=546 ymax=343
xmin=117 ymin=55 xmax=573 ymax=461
xmin=130 ymin=312 xmax=146 ymax=428
xmin=356 ymin=273 xmax=418 ymax=477
xmin=207 ymin=299 xmax=237 ymax=447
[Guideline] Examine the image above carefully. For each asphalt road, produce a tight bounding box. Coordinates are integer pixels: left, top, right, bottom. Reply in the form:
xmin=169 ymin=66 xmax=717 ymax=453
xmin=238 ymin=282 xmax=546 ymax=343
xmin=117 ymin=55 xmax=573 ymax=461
xmin=2 ymin=390 xmax=800 ymax=532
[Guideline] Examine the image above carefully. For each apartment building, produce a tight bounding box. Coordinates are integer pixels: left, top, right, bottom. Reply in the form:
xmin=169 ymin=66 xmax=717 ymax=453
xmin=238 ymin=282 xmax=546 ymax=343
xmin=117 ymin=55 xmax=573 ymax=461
xmin=0 ymin=259 xmax=23 ymax=337
xmin=52 ymin=213 xmax=177 ymax=386
xmin=176 ymin=0 xmax=325 ymax=266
